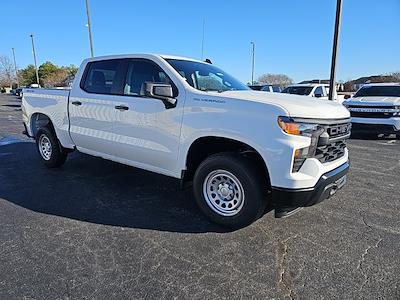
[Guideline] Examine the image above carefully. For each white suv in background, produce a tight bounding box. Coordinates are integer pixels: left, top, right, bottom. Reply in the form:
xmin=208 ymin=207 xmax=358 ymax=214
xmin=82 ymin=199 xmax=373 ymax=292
xmin=343 ymin=83 xmax=400 ymax=138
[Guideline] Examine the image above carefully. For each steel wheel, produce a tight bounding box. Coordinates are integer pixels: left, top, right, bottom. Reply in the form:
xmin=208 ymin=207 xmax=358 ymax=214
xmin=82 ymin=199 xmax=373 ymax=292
xmin=203 ymin=169 xmax=245 ymax=216
xmin=38 ymin=134 xmax=52 ymax=161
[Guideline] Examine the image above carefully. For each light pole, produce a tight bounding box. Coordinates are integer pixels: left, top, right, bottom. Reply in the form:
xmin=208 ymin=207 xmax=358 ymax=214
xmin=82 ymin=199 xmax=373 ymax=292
xmin=85 ymin=0 xmax=94 ymax=57
xmin=250 ymin=42 xmax=255 ymax=85
xmin=30 ymin=34 xmax=40 ymax=85
xmin=201 ymin=19 xmax=205 ymax=60
xmin=11 ymin=48 xmax=19 ymax=87
xmin=329 ymin=0 xmax=343 ymax=100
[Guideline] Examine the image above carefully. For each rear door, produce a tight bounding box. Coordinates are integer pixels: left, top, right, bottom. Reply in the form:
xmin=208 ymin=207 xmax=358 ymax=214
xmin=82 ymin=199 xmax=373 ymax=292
xmin=68 ymin=59 xmax=126 ymax=156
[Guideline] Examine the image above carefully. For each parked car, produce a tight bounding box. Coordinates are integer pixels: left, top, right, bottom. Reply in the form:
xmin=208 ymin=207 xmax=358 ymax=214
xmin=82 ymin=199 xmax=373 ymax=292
xmin=22 ymin=54 xmax=350 ymax=228
xmin=343 ymin=83 xmax=400 ymax=138
xmin=282 ymin=84 xmax=345 ymax=103
xmin=15 ymin=88 xmax=23 ymax=97
xmin=249 ymin=85 xmax=281 ymax=93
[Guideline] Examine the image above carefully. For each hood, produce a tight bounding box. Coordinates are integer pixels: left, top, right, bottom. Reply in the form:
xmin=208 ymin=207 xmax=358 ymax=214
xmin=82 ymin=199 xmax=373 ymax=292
xmin=217 ymin=90 xmax=350 ymax=120
xmin=345 ymin=96 xmax=400 ymax=106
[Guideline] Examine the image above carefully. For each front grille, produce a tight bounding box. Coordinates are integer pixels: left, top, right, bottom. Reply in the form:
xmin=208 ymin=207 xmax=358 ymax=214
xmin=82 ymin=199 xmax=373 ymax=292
xmin=292 ymin=120 xmax=350 ymax=172
xmin=350 ymin=111 xmax=393 ymax=118
xmin=347 ymin=105 xmax=398 ymax=119
xmin=315 ymin=140 xmax=347 ymax=163
xmin=314 ymin=121 xmax=350 ymax=164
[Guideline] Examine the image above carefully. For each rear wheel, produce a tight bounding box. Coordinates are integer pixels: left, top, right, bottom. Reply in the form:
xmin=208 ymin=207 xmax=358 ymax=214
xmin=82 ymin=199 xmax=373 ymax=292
xmin=193 ymin=153 xmax=268 ymax=229
xmin=36 ymin=127 xmax=68 ymax=168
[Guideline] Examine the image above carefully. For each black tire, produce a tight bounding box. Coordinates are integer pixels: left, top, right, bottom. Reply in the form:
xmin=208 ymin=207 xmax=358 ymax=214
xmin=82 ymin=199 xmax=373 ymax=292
xmin=193 ymin=153 xmax=268 ymax=229
xmin=35 ymin=127 xmax=68 ymax=168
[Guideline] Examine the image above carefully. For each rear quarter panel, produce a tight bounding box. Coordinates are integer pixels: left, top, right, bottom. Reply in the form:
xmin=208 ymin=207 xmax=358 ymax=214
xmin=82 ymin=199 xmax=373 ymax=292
xmin=22 ymin=88 xmax=75 ymax=148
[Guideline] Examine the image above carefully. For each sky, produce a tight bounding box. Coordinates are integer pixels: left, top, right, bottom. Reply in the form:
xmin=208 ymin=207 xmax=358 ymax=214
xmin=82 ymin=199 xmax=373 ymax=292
xmin=1 ymin=0 xmax=399 ymax=83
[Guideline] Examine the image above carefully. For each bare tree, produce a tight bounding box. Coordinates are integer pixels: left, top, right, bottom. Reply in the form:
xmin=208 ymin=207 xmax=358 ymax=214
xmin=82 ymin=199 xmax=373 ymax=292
xmin=390 ymin=71 xmax=400 ymax=82
xmin=0 ymin=55 xmax=15 ymax=88
xmin=257 ymin=73 xmax=294 ymax=87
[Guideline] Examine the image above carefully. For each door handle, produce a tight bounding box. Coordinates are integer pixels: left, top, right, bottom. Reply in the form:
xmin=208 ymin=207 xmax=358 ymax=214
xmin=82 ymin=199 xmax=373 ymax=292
xmin=115 ymin=105 xmax=129 ymax=111
xmin=71 ymin=101 xmax=82 ymax=106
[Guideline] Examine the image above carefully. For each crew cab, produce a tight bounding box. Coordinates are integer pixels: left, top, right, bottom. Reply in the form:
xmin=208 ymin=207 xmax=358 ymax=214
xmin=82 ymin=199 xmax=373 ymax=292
xmin=22 ymin=54 xmax=351 ymax=228
xmin=343 ymin=83 xmax=400 ymax=138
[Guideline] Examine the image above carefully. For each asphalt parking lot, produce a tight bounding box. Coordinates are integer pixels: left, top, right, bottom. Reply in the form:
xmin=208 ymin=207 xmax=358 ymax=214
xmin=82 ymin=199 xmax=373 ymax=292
xmin=0 ymin=94 xmax=399 ymax=299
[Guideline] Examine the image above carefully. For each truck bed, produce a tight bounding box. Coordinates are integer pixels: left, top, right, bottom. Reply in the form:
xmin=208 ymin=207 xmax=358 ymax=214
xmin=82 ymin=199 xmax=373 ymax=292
xmin=22 ymin=88 xmax=73 ymax=147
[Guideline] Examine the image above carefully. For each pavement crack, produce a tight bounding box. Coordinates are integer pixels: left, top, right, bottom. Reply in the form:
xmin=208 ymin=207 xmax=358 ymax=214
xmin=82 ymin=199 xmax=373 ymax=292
xmin=276 ymin=235 xmax=297 ymax=300
xmin=356 ymin=238 xmax=383 ymax=291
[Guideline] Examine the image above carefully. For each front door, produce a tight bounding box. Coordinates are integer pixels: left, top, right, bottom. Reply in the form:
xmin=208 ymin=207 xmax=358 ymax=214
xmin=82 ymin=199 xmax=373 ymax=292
xmin=111 ymin=58 xmax=184 ymax=176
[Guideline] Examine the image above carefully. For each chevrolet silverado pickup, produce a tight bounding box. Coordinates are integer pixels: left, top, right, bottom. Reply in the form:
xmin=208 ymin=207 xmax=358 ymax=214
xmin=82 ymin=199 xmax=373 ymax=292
xmin=22 ymin=54 xmax=351 ymax=228
xmin=343 ymin=83 xmax=400 ymax=138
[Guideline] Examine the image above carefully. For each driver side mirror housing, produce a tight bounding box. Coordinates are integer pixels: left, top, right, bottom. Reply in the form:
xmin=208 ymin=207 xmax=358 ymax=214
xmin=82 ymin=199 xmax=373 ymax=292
xmin=140 ymin=82 xmax=177 ymax=108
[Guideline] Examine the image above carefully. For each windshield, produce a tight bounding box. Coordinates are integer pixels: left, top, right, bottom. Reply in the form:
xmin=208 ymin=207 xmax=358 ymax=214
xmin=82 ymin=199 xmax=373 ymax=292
xmin=166 ymin=59 xmax=249 ymax=92
xmin=281 ymin=86 xmax=313 ymax=96
xmin=354 ymin=85 xmax=400 ymax=97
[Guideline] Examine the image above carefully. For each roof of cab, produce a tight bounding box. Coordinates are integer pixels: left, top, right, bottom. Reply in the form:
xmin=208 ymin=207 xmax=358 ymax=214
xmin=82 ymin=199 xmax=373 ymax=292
xmin=83 ymin=53 xmax=205 ymax=64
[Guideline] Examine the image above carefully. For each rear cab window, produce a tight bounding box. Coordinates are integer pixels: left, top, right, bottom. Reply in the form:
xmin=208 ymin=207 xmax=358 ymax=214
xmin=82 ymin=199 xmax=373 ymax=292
xmin=81 ymin=59 xmax=126 ymax=95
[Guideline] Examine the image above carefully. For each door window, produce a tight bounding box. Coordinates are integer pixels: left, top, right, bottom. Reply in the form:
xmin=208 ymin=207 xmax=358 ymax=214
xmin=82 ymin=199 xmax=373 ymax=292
xmin=123 ymin=59 xmax=177 ymax=96
xmin=314 ymin=86 xmax=323 ymax=96
xmin=81 ymin=59 xmax=125 ymax=95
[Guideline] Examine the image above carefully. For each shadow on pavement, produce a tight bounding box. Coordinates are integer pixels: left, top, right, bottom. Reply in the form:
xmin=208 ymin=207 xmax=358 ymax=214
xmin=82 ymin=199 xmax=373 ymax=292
xmin=0 ymin=142 xmax=235 ymax=234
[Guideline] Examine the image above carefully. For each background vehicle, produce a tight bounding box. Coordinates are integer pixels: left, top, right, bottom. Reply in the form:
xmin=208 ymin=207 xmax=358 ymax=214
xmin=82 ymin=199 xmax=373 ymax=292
xmin=343 ymin=83 xmax=400 ymax=138
xmin=22 ymin=54 xmax=350 ymax=228
xmin=249 ymin=85 xmax=282 ymax=92
xmin=15 ymin=88 xmax=23 ymax=97
xmin=282 ymin=83 xmax=329 ymax=98
xmin=282 ymin=83 xmax=345 ymax=103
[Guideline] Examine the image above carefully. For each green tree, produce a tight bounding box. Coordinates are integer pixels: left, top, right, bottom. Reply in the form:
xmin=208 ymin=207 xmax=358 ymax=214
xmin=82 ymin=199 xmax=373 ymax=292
xmin=62 ymin=65 xmax=78 ymax=77
xmin=18 ymin=65 xmax=37 ymax=86
xmin=38 ymin=61 xmax=58 ymax=84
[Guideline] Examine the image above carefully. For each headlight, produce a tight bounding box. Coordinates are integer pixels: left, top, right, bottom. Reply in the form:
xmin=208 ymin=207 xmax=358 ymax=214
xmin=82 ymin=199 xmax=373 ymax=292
xmin=277 ymin=116 xmax=322 ymax=137
xmin=278 ymin=116 xmax=325 ymax=172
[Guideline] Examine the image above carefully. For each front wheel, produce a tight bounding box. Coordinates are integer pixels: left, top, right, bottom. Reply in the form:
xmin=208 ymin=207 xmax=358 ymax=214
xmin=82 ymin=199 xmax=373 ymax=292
xmin=193 ymin=153 xmax=268 ymax=229
xmin=36 ymin=127 xmax=68 ymax=168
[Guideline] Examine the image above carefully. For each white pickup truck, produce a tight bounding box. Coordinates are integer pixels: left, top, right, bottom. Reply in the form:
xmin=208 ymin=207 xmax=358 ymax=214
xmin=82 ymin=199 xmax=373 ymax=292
xmin=22 ymin=54 xmax=351 ymax=228
xmin=282 ymin=83 xmax=345 ymax=103
xmin=343 ymin=83 xmax=400 ymax=138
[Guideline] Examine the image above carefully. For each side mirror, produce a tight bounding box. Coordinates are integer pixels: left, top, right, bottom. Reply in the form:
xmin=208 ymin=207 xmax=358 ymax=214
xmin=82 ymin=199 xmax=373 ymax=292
xmin=314 ymin=93 xmax=322 ymax=98
xmin=141 ymin=82 xmax=177 ymax=108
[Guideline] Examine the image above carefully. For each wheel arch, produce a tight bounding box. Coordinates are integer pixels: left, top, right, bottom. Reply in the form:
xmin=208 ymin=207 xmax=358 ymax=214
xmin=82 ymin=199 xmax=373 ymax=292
xmin=182 ymin=136 xmax=271 ymax=189
xmin=30 ymin=112 xmax=55 ymax=138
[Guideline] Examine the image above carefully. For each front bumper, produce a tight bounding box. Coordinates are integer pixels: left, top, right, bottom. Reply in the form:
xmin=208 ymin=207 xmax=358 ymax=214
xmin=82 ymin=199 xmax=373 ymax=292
xmin=271 ymin=161 xmax=349 ymax=214
xmin=351 ymin=117 xmax=400 ymax=132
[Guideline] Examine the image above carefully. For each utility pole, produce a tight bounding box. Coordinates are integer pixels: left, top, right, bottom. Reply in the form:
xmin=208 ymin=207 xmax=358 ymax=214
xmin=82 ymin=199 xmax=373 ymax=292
xmin=85 ymin=0 xmax=94 ymax=57
xmin=30 ymin=34 xmax=40 ymax=85
xmin=329 ymin=0 xmax=343 ymax=100
xmin=11 ymin=48 xmax=19 ymax=87
xmin=250 ymin=42 xmax=255 ymax=85
xmin=201 ymin=19 xmax=205 ymax=60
